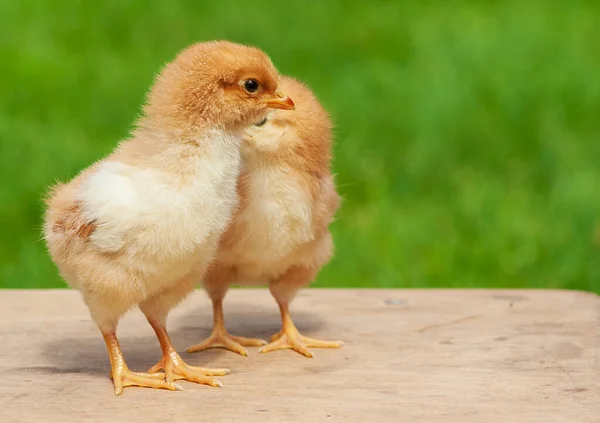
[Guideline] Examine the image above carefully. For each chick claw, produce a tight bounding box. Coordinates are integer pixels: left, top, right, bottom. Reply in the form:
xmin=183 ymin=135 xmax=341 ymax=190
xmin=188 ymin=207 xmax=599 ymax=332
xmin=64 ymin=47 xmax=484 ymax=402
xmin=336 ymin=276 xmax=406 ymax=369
xmin=112 ymin=368 xmax=182 ymax=396
xmin=186 ymin=330 xmax=267 ymax=357
xmin=147 ymin=353 xmax=229 ymax=388
xmin=259 ymin=327 xmax=343 ymax=358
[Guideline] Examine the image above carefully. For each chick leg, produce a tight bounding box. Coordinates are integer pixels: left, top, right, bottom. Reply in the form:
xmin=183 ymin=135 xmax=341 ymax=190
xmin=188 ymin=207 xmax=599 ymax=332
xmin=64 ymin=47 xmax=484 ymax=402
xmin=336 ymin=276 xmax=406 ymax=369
xmin=138 ymin=274 xmax=230 ymax=387
xmin=102 ymin=331 xmax=181 ymax=395
xmin=259 ymin=266 xmax=343 ymax=358
xmin=186 ymin=298 xmax=267 ymax=356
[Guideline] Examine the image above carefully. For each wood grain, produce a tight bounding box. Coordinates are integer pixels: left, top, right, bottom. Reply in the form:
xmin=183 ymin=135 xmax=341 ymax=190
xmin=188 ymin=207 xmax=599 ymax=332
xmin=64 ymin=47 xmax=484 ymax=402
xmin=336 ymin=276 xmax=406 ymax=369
xmin=0 ymin=289 xmax=598 ymax=423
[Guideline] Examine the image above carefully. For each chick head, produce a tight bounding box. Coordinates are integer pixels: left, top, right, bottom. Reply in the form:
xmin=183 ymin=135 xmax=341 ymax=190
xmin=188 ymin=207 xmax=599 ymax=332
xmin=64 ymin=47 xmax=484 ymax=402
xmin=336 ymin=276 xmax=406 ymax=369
xmin=142 ymin=40 xmax=295 ymax=136
xmin=242 ymin=76 xmax=332 ymax=171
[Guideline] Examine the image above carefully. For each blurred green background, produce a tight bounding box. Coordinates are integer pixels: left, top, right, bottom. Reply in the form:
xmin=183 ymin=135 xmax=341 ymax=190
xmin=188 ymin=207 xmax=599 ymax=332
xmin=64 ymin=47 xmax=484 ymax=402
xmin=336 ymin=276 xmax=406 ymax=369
xmin=1 ymin=0 xmax=599 ymax=291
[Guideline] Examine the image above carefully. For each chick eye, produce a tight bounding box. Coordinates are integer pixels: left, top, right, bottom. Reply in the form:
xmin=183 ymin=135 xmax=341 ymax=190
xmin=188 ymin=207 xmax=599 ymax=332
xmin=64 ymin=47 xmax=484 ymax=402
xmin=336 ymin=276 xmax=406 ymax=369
xmin=255 ymin=117 xmax=267 ymax=127
xmin=243 ymin=79 xmax=260 ymax=93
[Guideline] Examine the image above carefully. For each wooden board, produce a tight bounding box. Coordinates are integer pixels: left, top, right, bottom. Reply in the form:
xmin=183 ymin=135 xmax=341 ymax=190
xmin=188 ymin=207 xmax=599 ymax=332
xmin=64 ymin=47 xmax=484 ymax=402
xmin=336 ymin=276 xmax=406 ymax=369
xmin=0 ymin=289 xmax=598 ymax=423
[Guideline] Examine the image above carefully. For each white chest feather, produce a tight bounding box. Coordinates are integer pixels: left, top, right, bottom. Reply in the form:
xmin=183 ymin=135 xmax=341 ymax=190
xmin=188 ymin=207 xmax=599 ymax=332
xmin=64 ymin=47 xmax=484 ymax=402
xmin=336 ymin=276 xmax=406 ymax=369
xmin=77 ymin=131 xmax=242 ymax=267
xmin=232 ymin=168 xmax=314 ymax=263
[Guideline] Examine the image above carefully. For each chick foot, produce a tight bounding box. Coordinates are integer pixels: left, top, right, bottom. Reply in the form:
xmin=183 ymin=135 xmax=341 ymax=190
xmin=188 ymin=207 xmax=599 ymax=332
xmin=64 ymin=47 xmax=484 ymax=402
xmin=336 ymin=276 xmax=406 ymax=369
xmin=186 ymin=329 xmax=266 ymax=356
xmin=147 ymin=319 xmax=229 ymax=388
xmin=102 ymin=331 xmax=181 ymax=396
xmin=112 ymin=368 xmax=181 ymax=396
xmin=259 ymin=326 xmax=343 ymax=358
xmin=186 ymin=298 xmax=266 ymax=356
xmin=147 ymin=352 xmax=229 ymax=387
xmin=258 ymin=303 xmax=343 ymax=358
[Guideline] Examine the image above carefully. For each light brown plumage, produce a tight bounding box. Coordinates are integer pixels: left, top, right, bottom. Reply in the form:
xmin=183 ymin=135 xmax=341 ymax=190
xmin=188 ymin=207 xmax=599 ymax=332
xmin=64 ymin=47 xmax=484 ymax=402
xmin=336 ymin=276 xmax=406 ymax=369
xmin=43 ymin=41 xmax=294 ymax=394
xmin=187 ymin=76 xmax=342 ymax=358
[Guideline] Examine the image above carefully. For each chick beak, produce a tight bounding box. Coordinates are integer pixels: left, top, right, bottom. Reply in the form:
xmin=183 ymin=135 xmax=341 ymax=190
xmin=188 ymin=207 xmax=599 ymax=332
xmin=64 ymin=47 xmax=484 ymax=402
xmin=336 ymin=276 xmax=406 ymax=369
xmin=263 ymin=91 xmax=295 ymax=110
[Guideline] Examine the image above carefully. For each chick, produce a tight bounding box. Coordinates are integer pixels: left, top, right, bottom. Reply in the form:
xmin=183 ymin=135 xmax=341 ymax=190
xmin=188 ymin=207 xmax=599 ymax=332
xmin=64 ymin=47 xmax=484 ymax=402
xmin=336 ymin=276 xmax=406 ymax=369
xmin=186 ymin=76 xmax=342 ymax=358
xmin=43 ymin=41 xmax=294 ymax=394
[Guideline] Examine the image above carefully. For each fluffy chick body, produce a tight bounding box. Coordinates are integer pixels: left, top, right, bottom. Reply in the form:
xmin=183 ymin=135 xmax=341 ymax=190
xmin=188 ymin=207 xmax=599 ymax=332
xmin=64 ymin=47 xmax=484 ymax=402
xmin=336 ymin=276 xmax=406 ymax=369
xmin=188 ymin=76 xmax=342 ymax=357
xmin=45 ymin=129 xmax=241 ymax=330
xmin=43 ymin=41 xmax=293 ymax=393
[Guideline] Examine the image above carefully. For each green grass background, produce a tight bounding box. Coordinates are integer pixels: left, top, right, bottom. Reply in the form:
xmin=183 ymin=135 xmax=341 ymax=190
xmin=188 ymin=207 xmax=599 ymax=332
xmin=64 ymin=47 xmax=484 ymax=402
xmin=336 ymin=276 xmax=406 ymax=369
xmin=1 ymin=0 xmax=599 ymax=291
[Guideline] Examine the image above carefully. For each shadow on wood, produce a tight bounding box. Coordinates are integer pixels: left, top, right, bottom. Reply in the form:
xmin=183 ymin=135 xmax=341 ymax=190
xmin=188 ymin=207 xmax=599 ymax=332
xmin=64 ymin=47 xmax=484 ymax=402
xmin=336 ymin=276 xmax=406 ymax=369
xmin=31 ymin=300 xmax=324 ymax=376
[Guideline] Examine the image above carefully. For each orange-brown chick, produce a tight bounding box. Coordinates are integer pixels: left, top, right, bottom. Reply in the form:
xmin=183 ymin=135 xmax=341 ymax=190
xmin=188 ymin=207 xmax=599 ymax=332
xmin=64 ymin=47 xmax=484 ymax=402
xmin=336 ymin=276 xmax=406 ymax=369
xmin=187 ymin=76 xmax=342 ymax=358
xmin=43 ymin=41 xmax=294 ymax=395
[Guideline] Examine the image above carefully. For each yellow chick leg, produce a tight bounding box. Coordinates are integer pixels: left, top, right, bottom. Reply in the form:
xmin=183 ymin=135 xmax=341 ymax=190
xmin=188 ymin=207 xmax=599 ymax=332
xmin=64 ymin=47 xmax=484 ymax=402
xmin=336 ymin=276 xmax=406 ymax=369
xmin=258 ymin=301 xmax=343 ymax=358
xmin=186 ymin=298 xmax=267 ymax=356
xmin=146 ymin=319 xmax=230 ymax=387
xmin=102 ymin=331 xmax=181 ymax=395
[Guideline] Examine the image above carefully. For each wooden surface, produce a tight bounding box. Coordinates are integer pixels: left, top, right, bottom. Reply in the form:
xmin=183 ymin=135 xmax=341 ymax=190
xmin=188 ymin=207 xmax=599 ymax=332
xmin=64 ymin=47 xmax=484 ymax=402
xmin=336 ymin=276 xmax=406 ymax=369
xmin=0 ymin=289 xmax=599 ymax=423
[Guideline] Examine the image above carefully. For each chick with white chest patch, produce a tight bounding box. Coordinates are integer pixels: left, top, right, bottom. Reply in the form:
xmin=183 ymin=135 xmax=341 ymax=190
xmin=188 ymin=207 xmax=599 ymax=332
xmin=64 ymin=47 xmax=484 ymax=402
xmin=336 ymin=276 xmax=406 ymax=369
xmin=187 ymin=76 xmax=342 ymax=358
xmin=43 ymin=41 xmax=294 ymax=395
